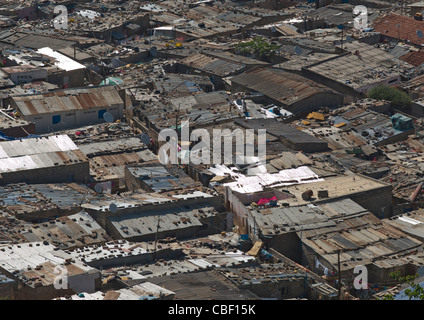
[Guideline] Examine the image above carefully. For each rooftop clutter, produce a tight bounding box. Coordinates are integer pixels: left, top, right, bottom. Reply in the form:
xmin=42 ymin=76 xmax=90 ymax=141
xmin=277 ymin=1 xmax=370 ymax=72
xmin=0 ymin=0 xmax=423 ymax=304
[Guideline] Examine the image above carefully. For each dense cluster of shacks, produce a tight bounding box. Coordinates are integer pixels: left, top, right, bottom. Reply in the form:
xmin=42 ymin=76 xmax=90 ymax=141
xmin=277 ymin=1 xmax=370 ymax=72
xmin=1 ymin=0 xmax=424 ymax=302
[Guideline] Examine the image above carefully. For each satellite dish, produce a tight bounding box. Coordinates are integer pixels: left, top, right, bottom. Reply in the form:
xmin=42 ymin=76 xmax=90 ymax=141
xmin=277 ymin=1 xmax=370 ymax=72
xmin=346 ymin=35 xmax=353 ymax=43
xmin=141 ymin=133 xmax=151 ymax=145
xmin=294 ymin=46 xmax=302 ymax=55
xmin=103 ymin=112 xmax=114 ymax=123
xmin=94 ymin=184 xmax=103 ymax=193
xmin=149 ymin=46 xmax=157 ymax=57
xmin=109 ymin=203 xmax=118 ymax=213
xmin=417 ymin=30 xmax=424 ymax=39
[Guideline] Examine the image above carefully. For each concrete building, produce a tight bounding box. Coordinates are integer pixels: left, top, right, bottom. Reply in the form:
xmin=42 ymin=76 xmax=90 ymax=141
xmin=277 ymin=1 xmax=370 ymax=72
xmin=302 ymin=41 xmax=413 ymax=98
xmin=4 ymin=47 xmax=97 ymax=88
xmin=36 ymin=47 xmax=89 ymax=88
xmin=1 ymin=65 xmax=47 ymax=85
xmin=0 ymin=134 xmax=90 ymax=185
xmin=82 ymin=191 xmax=229 ymax=242
xmin=11 ymin=85 xmax=125 ymax=133
xmin=0 ymin=274 xmax=15 ymax=300
xmin=278 ymin=174 xmax=393 ymax=218
xmin=0 ymin=242 xmax=101 ymax=300
xmin=125 ymin=164 xmax=202 ymax=193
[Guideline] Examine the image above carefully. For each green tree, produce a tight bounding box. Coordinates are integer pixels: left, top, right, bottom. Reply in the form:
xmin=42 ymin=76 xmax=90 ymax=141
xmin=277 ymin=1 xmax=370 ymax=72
xmin=380 ymin=271 xmax=424 ymax=300
xmin=367 ymin=85 xmax=412 ymax=109
xmin=233 ymin=37 xmax=279 ymax=60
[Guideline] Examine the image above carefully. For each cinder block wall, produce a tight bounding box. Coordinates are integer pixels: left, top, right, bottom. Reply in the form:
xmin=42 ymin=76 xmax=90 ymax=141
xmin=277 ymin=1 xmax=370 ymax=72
xmin=239 ymin=277 xmax=306 ymax=299
xmin=0 ymin=161 xmax=90 ymax=185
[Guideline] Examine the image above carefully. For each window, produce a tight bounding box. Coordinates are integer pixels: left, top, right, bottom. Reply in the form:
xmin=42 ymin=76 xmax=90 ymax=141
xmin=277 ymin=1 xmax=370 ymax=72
xmin=52 ymin=115 xmax=61 ymax=124
xmin=98 ymin=109 xmax=107 ymax=119
xmin=281 ymin=286 xmax=289 ymax=296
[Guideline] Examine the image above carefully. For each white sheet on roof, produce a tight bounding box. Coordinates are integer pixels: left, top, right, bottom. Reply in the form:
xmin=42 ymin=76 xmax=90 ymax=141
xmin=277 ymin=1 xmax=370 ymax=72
xmin=0 ymin=155 xmax=38 ymax=171
xmin=398 ymin=216 xmax=422 ymax=225
xmin=37 ymin=47 xmax=86 ymax=71
xmin=0 ymin=135 xmax=78 ymax=159
xmin=188 ymin=258 xmax=219 ymax=269
xmin=217 ymin=166 xmax=323 ymax=193
xmin=225 ymin=250 xmax=256 ymax=262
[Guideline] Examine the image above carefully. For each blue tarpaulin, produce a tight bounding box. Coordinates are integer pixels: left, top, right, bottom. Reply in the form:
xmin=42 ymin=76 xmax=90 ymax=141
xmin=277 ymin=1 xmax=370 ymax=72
xmin=0 ymin=132 xmax=39 ymax=141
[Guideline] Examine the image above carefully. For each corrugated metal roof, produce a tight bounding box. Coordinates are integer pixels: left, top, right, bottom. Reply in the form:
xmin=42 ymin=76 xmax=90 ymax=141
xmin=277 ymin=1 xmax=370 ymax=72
xmin=373 ymin=13 xmax=424 ymax=47
xmin=14 ymin=85 xmax=124 ymax=116
xmin=0 ymin=242 xmax=95 ymax=286
xmin=109 ymin=203 xmax=218 ymax=239
xmin=302 ymin=212 xmax=423 ymax=270
xmin=0 ymin=135 xmax=87 ymax=173
xmin=252 ymin=198 xmax=366 ymax=236
xmin=230 ymin=67 xmax=338 ymax=106
xmin=180 ymin=53 xmax=245 ymax=77
xmin=20 ymin=211 xmax=108 ymax=249
xmin=0 ymin=32 xmax=76 ymax=49
xmin=78 ymin=137 xmax=145 ymax=157
xmin=306 ymin=41 xmax=410 ymax=89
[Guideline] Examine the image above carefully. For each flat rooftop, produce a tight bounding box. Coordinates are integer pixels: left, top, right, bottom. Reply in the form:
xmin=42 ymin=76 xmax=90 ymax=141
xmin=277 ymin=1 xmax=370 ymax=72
xmin=279 ymin=174 xmax=391 ymax=206
xmin=19 ymin=211 xmax=109 ymax=249
xmin=0 ymin=241 xmax=96 ymax=288
xmin=305 ymin=41 xmax=412 ymax=90
xmin=108 ymin=203 xmax=221 ymax=239
xmin=249 ymin=198 xmax=369 ymax=236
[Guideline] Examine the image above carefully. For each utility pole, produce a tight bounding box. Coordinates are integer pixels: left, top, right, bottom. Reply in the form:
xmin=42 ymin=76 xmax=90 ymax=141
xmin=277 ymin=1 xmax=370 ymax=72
xmin=153 ymin=215 xmax=160 ymax=259
xmin=175 ymin=104 xmax=180 ymax=131
xmin=337 ymin=249 xmax=342 ymax=300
